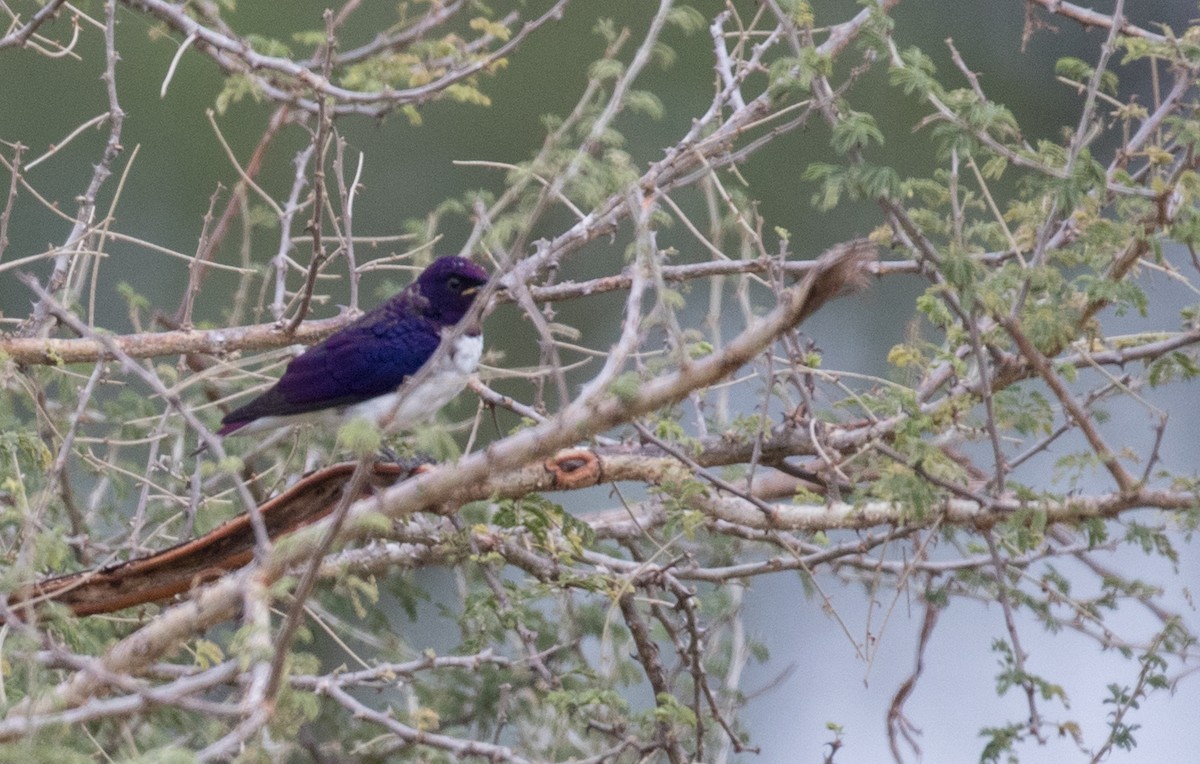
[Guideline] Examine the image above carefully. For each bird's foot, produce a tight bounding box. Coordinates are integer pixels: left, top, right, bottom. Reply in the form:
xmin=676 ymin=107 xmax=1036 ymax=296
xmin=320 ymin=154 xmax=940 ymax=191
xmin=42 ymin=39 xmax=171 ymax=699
xmin=378 ymin=447 xmax=437 ymax=474
xmin=378 ymin=445 xmax=401 ymax=464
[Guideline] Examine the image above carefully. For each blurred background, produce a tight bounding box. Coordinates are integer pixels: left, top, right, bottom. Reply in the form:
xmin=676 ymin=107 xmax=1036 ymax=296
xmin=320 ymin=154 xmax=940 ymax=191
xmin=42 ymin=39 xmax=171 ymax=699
xmin=2 ymin=1 xmax=1198 ymax=761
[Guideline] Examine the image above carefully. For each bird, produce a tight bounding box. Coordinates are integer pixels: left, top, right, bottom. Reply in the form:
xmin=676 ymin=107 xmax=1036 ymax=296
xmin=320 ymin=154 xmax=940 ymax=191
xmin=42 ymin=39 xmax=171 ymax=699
xmin=217 ymin=256 xmax=490 ymax=439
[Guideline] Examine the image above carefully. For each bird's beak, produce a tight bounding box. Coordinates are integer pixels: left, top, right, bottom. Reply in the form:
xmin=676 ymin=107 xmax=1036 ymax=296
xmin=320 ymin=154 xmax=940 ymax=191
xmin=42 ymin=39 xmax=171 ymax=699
xmin=462 ymin=286 xmax=480 ymax=296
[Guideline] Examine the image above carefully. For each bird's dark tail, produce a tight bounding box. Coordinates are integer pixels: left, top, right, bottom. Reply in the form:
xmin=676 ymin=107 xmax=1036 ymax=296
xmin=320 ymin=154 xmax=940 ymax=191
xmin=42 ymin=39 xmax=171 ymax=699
xmin=216 ymin=420 xmax=246 ymax=437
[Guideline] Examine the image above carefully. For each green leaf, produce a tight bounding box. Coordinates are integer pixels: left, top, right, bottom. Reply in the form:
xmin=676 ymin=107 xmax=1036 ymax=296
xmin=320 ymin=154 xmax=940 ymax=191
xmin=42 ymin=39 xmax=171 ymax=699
xmin=665 ymin=5 xmax=705 ymax=34
xmin=336 ymin=417 xmax=382 ymax=457
xmin=831 ymin=110 xmax=885 ymax=153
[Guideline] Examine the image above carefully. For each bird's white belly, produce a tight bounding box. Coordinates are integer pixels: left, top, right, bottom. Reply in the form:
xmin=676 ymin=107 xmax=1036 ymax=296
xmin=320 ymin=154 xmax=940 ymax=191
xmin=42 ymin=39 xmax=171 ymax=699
xmin=344 ymin=331 xmax=482 ymax=432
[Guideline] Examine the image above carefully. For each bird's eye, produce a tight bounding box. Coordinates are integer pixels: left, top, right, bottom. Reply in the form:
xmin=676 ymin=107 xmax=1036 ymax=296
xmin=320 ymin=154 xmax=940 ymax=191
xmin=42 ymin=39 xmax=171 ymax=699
xmin=447 ymin=276 xmax=463 ymax=292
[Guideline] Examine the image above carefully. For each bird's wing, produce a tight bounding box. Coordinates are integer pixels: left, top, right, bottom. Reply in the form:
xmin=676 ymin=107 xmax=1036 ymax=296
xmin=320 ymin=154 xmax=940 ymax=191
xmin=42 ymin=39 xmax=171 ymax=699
xmin=221 ymin=309 xmax=441 ymax=428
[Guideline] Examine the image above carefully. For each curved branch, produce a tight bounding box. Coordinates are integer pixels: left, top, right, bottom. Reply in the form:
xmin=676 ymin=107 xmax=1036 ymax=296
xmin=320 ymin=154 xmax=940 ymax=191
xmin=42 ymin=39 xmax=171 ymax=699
xmin=11 ymin=442 xmax=1197 ymax=621
xmin=0 ymin=0 xmax=72 ymax=50
xmin=124 ymin=0 xmax=569 ymax=117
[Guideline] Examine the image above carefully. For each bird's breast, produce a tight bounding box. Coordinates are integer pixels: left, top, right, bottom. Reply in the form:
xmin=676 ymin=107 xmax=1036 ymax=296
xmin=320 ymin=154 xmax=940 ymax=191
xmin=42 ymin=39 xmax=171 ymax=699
xmin=447 ymin=331 xmax=483 ymax=375
xmin=345 ymin=330 xmax=482 ymax=431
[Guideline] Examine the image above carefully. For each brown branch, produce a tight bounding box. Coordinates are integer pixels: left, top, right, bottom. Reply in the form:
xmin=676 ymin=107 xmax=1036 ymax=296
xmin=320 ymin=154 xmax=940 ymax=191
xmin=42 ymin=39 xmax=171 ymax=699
xmin=619 ymin=592 xmax=686 ymax=764
xmin=1023 ymin=0 xmax=1165 ymax=41
xmin=263 ymin=455 xmax=371 ymax=701
xmin=172 ymin=105 xmax=292 ymax=328
xmin=0 ymin=661 xmax=241 ymax=739
xmin=0 ymin=0 xmax=72 ymax=50
xmin=308 ymin=0 xmax=466 ymax=68
xmin=0 ymin=254 xmax=903 ymax=366
xmin=122 ymin=0 xmax=569 ymax=117
xmin=9 ymin=417 xmax=1197 ymax=620
xmin=286 ymin=11 xmax=336 ymax=334
xmin=19 ymin=0 xmax=124 ymax=338
xmin=4 ymin=462 xmax=402 ymax=620
xmin=1001 ymin=317 xmax=1138 ymax=494
xmin=0 ymin=313 xmax=349 ymax=365
xmin=320 ymin=681 xmax=534 ymax=764
xmin=887 ymin=601 xmax=938 ymax=761
xmin=0 ymin=140 xmax=24 ymax=263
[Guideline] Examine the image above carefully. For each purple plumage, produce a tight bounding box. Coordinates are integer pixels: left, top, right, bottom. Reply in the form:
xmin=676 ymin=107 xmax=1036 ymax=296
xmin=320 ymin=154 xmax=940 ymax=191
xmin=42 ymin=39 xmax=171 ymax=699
xmin=218 ymin=256 xmax=489 ymax=437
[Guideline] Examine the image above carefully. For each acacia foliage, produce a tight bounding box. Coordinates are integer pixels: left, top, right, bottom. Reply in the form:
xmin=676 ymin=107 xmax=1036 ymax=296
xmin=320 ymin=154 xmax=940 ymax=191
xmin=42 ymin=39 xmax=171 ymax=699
xmin=0 ymin=1 xmax=1198 ymax=762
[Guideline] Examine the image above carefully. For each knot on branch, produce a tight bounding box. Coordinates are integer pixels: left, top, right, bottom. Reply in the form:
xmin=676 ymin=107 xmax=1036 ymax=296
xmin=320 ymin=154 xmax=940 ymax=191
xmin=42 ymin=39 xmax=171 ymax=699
xmin=544 ymin=448 xmax=601 ymax=489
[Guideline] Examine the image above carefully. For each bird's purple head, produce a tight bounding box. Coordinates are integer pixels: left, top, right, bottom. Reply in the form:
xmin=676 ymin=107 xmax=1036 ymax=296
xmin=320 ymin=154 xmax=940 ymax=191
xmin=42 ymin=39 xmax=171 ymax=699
xmin=416 ymin=256 xmax=490 ymax=324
